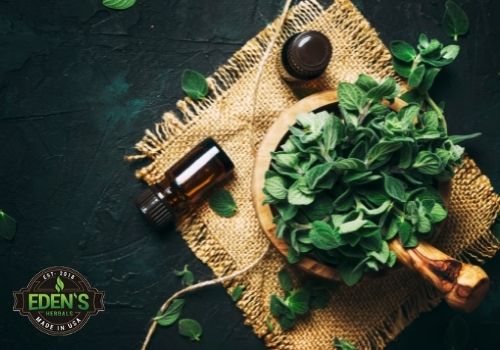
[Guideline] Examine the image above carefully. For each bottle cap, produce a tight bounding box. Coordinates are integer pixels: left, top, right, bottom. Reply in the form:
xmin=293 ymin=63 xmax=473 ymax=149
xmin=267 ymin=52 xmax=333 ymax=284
xmin=135 ymin=187 xmax=174 ymax=229
xmin=283 ymin=31 xmax=332 ymax=80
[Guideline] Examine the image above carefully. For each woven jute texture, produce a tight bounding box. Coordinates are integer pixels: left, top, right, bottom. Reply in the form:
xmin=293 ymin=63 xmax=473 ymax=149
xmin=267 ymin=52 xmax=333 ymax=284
xmin=128 ymin=0 xmax=500 ymax=348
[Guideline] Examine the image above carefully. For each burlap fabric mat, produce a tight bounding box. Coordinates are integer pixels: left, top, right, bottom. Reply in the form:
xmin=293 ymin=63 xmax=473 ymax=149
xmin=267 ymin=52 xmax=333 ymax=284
xmin=128 ymin=0 xmax=500 ymax=348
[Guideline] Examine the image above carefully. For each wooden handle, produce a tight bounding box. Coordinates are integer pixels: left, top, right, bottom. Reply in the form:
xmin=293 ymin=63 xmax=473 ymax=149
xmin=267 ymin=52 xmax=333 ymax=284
xmin=389 ymin=239 xmax=489 ymax=312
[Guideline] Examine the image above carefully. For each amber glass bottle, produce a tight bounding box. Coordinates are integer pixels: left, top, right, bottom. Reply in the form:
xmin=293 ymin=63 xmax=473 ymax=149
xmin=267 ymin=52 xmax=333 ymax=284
xmin=280 ymin=31 xmax=332 ymax=82
xmin=136 ymin=137 xmax=234 ymax=228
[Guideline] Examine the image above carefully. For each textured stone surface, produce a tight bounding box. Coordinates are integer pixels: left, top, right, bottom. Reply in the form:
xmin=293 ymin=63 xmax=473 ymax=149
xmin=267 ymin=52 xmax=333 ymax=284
xmin=0 ymin=0 xmax=498 ymax=349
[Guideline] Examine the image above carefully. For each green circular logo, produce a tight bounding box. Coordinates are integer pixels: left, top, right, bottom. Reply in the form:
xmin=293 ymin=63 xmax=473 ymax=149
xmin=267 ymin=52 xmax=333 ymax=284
xmin=13 ymin=266 xmax=105 ymax=336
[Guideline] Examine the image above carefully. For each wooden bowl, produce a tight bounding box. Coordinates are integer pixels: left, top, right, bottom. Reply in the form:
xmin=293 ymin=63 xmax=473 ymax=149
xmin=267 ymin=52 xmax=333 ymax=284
xmin=252 ymin=90 xmax=408 ymax=280
xmin=252 ymin=90 xmax=489 ymax=312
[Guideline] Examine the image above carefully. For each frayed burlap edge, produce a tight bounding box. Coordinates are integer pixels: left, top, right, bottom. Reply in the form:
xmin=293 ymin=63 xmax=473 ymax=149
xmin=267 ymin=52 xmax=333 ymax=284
xmin=127 ymin=0 xmax=500 ymax=349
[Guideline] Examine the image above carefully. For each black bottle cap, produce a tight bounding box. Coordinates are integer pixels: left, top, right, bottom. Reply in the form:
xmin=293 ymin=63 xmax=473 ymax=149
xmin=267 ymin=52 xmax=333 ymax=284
xmin=135 ymin=187 xmax=174 ymax=229
xmin=283 ymin=31 xmax=333 ymax=80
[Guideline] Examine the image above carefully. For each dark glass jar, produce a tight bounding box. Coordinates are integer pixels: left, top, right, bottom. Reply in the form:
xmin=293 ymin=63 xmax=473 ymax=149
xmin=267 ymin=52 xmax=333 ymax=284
xmin=136 ymin=137 xmax=234 ymax=229
xmin=280 ymin=31 xmax=333 ymax=82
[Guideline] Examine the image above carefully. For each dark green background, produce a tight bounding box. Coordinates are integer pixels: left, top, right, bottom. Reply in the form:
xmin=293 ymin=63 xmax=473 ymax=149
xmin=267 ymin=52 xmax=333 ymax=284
xmin=1 ymin=0 xmax=499 ymax=349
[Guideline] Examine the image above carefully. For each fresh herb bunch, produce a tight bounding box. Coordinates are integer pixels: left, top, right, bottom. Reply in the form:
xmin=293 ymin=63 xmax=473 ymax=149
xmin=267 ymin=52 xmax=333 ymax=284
xmin=263 ymin=74 xmax=477 ymax=286
xmin=391 ymin=34 xmax=460 ymax=123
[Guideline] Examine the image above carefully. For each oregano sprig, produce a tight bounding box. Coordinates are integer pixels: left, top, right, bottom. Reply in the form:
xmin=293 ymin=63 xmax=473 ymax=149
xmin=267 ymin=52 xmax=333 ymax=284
xmin=269 ymin=269 xmax=331 ymax=330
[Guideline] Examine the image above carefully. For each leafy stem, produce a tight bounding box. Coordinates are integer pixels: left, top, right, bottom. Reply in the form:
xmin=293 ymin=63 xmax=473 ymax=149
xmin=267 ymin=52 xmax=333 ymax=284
xmin=425 ymin=92 xmax=448 ymax=133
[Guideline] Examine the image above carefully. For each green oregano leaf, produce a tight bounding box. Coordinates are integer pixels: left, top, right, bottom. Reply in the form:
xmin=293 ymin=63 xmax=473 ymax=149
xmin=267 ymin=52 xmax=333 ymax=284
xmin=278 ymin=269 xmax=294 ymax=292
xmin=413 ymin=151 xmax=443 ymax=175
xmin=366 ymin=141 xmax=402 ymax=165
xmin=408 ymin=65 xmax=426 ymax=88
xmin=392 ymin=59 xmax=412 ymax=78
xmin=383 ymin=174 xmax=406 ymax=202
xmin=0 ymin=210 xmax=16 ymax=240
xmin=366 ymin=77 xmax=397 ymax=100
xmin=231 ymin=285 xmax=245 ymax=301
xmin=174 ymin=264 xmax=195 ymax=286
xmin=102 ymin=0 xmax=136 ymax=10
xmin=208 ymin=188 xmax=237 ymax=217
xmin=443 ymin=0 xmax=470 ymax=41
xmin=390 ymin=41 xmax=417 ymax=62
xmin=310 ymin=221 xmax=342 ymax=250
xmin=286 ymin=289 xmax=310 ymax=315
xmin=306 ymin=163 xmax=333 ymax=189
xmin=333 ymin=337 xmax=358 ymax=350
xmin=181 ymin=69 xmax=209 ymax=100
xmin=264 ymin=176 xmax=288 ymax=200
xmin=287 ymin=181 xmax=315 ymax=206
xmin=429 ymin=203 xmax=447 ymax=223
xmin=338 ymin=82 xmax=366 ymax=112
xmin=178 ymin=318 xmax=203 ymax=341
xmin=355 ymin=74 xmax=378 ymax=92
xmin=448 ymin=132 xmax=481 ymax=144
xmin=154 ymin=299 xmax=185 ymax=326
xmin=338 ymin=263 xmax=363 ymax=286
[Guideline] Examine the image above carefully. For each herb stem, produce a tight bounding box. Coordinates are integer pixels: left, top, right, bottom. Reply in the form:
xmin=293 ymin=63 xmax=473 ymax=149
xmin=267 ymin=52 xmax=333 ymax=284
xmin=425 ymin=93 xmax=448 ymax=134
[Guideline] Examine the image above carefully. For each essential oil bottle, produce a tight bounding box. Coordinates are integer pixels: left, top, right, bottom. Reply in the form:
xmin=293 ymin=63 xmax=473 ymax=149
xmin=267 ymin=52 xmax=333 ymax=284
xmin=279 ymin=31 xmax=333 ymax=82
xmin=136 ymin=137 xmax=234 ymax=228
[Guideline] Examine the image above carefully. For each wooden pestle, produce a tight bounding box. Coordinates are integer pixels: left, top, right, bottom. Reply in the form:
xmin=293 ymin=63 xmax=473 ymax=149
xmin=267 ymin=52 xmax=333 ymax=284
xmin=389 ymin=239 xmax=489 ymax=312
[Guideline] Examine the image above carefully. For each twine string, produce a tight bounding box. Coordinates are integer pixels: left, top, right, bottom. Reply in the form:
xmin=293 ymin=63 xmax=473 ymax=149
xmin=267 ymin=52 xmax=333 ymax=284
xmin=140 ymin=1 xmax=293 ymax=348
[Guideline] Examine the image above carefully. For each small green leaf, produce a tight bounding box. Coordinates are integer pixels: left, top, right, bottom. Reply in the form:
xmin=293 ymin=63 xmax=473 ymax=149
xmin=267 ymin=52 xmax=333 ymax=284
xmin=355 ymin=74 xmax=378 ymax=92
xmin=443 ymin=0 xmax=469 ymax=41
xmin=413 ymin=151 xmax=443 ymax=175
xmin=287 ymin=181 xmax=315 ymax=206
xmin=366 ymin=141 xmax=402 ymax=165
xmin=366 ymin=77 xmax=397 ymax=100
xmin=102 ymin=0 xmax=136 ymax=10
xmin=310 ymin=221 xmax=342 ymax=250
xmin=287 ymin=248 xmax=300 ymax=264
xmin=339 ymin=213 xmax=367 ymax=234
xmin=0 ymin=210 xmax=16 ymax=240
xmin=332 ymin=158 xmax=366 ymax=171
xmin=383 ymin=174 xmax=406 ymax=202
xmin=208 ymin=188 xmax=237 ymax=217
xmin=181 ymin=69 xmax=209 ymax=100
xmin=390 ymin=41 xmax=417 ymax=62
xmin=444 ymin=315 xmax=469 ymax=350
xmin=419 ymin=66 xmax=440 ymax=92
xmin=178 ymin=318 xmax=203 ymax=341
xmin=306 ymin=163 xmax=334 ymax=189
xmin=231 ymin=285 xmax=245 ymax=302
xmin=338 ymin=83 xmax=367 ymax=112
xmin=441 ymin=45 xmax=460 ymax=60
xmin=286 ymin=289 xmax=310 ymax=315
xmin=409 ymin=65 xmax=426 ymax=88
xmin=275 ymin=203 xmax=298 ymax=221
xmin=264 ymin=176 xmax=288 ymax=200
xmin=367 ymin=241 xmax=390 ymax=264
xmin=429 ymin=203 xmax=447 ymax=223
xmin=333 ymin=337 xmax=358 ymax=350
xmin=154 ymin=299 xmax=185 ymax=326
xmin=278 ymin=269 xmax=293 ymax=293
xmin=392 ymin=59 xmax=412 ymax=78
xmin=174 ymin=265 xmax=195 ymax=286
xmin=270 ymin=295 xmax=291 ymax=317
xmin=448 ymin=132 xmax=481 ymax=144
xmin=278 ymin=315 xmax=295 ymax=330
xmin=339 ymin=263 xmax=363 ymax=286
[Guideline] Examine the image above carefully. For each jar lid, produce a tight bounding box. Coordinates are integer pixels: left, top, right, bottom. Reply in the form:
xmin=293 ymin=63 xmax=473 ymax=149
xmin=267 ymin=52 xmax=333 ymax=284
xmin=283 ymin=31 xmax=333 ymax=80
xmin=135 ymin=186 xmax=174 ymax=229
